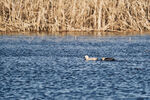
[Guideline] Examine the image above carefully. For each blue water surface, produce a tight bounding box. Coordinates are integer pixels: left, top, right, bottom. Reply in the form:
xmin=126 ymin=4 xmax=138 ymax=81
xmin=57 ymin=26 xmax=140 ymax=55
xmin=0 ymin=34 xmax=150 ymax=100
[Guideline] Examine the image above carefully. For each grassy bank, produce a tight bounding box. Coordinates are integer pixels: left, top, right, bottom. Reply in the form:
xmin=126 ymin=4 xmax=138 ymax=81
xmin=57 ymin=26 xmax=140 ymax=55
xmin=0 ymin=0 xmax=150 ymax=33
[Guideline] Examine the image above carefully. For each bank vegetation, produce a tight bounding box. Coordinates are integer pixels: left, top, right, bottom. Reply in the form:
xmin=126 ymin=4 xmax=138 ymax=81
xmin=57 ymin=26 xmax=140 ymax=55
xmin=0 ymin=0 xmax=150 ymax=33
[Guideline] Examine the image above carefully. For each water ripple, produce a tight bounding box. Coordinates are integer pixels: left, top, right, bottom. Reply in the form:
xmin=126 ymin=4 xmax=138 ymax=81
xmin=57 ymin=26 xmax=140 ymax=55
xmin=0 ymin=35 xmax=150 ymax=100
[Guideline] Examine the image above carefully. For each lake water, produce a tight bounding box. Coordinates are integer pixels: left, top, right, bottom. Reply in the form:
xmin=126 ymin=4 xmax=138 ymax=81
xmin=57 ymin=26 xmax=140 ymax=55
xmin=0 ymin=34 xmax=150 ymax=100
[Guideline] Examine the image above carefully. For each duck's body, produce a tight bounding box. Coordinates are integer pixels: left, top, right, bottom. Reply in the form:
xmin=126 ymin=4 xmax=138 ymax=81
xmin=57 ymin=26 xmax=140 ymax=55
xmin=85 ymin=55 xmax=98 ymax=61
xmin=101 ymin=57 xmax=115 ymax=61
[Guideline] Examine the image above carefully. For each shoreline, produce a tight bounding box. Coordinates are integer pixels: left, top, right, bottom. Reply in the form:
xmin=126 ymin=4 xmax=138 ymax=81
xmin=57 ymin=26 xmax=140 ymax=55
xmin=0 ymin=30 xmax=150 ymax=37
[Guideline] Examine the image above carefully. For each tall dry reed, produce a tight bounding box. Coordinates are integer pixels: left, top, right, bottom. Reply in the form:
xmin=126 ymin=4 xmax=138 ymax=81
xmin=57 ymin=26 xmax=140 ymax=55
xmin=0 ymin=0 xmax=150 ymax=32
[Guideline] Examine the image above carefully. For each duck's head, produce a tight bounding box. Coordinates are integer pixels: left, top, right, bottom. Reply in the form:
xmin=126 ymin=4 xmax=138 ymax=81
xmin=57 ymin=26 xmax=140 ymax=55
xmin=101 ymin=57 xmax=105 ymax=61
xmin=85 ymin=55 xmax=89 ymax=59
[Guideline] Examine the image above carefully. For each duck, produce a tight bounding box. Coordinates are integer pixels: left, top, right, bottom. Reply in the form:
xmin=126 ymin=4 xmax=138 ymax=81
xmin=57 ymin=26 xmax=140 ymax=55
xmin=85 ymin=55 xmax=98 ymax=61
xmin=101 ymin=57 xmax=115 ymax=61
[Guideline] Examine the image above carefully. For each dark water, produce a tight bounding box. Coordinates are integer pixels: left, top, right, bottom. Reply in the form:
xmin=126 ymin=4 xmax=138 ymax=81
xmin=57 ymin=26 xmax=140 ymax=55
xmin=0 ymin=34 xmax=150 ymax=100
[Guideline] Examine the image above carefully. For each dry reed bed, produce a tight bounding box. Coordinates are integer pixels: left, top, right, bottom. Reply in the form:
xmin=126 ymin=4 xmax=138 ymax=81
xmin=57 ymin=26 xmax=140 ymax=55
xmin=0 ymin=0 xmax=150 ymax=32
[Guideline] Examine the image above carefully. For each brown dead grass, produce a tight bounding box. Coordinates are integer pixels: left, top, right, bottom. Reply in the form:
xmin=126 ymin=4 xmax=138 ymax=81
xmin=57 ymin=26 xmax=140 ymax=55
xmin=0 ymin=0 xmax=150 ymax=33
